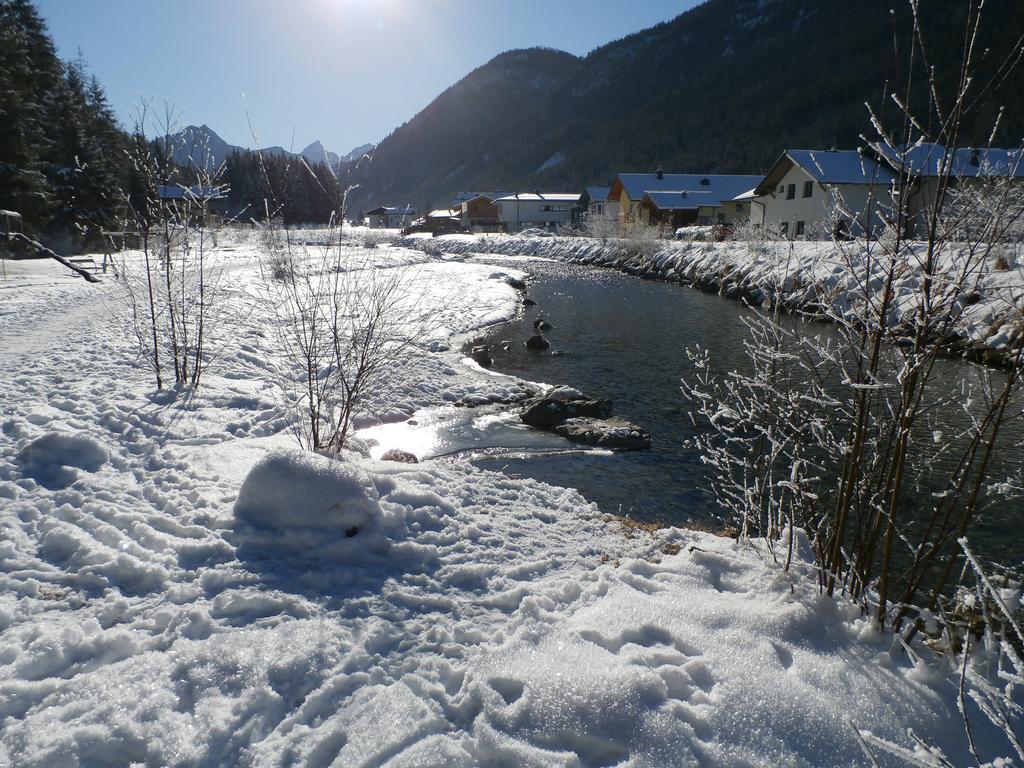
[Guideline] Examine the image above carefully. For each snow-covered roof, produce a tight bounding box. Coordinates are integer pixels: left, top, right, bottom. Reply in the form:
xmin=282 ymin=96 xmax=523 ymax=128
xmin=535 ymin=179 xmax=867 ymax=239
xmin=790 ymin=150 xmax=894 ymax=185
xmin=586 ymin=186 xmax=611 ymax=202
xmin=493 ymin=193 xmax=582 ymax=203
xmin=732 ymin=188 xmax=757 ymax=201
xmin=641 ymin=190 xmax=715 ymax=211
xmin=456 ymin=192 xmax=512 ymax=209
xmin=753 ymin=150 xmax=895 ymax=195
xmin=871 ymin=142 xmax=1024 ymax=179
xmin=366 ymin=205 xmax=415 ymax=216
xmin=453 ymin=191 xmax=512 ymax=206
xmin=613 ymin=173 xmax=761 ymax=207
xmin=427 ymin=209 xmax=459 ymax=218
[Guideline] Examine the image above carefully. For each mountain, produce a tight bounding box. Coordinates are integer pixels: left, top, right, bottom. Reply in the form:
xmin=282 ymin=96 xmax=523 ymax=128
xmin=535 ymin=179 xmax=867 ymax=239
xmin=301 ymin=140 xmax=339 ymax=167
xmin=349 ymin=47 xmax=581 ymax=211
xmin=165 ymin=126 xmax=372 ymax=172
xmin=164 ymin=124 xmax=237 ymax=172
xmin=341 ymin=143 xmax=374 ymax=163
xmin=349 ymin=0 xmax=1024 ymax=212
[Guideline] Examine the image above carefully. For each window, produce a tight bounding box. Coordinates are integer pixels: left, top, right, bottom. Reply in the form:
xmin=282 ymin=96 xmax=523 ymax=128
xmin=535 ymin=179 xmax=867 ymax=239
xmin=778 ymin=185 xmax=784 ymax=193
xmin=786 ymin=184 xmax=796 ymax=200
xmin=540 ymin=204 xmax=568 ymax=212
xmin=717 ymin=213 xmax=726 ymax=224
xmin=803 ymin=180 xmax=813 ymax=198
xmin=796 ymin=221 xmax=805 ymax=236
xmin=780 ymin=221 xmax=789 ymax=236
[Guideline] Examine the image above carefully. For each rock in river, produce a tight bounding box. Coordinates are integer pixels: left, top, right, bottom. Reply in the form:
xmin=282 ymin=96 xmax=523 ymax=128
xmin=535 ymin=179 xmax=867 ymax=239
xmin=470 ymin=345 xmax=492 ymax=368
xmin=520 ymin=390 xmax=613 ymax=429
xmin=525 ymin=334 xmax=550 ymax=350
xmin=552 ymin=418 xmax=652 ymax=450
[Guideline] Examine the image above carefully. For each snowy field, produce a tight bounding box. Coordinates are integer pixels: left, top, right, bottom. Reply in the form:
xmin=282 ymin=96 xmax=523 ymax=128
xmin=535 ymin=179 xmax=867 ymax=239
xmin=0 ymin=237 xmax=1008 ymax=766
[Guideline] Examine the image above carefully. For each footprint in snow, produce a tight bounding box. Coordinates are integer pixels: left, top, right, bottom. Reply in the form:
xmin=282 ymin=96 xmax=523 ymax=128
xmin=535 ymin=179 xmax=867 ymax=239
xmin=16 ymin=432 xmax=109 ymax=490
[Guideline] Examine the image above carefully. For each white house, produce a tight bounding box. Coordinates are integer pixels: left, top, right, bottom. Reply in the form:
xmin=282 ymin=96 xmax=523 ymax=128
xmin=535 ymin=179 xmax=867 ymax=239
xmin=746 ymin=150 xmax=895 ymax=239
xmin=582 ymin=185 xmax=619 ymax=237
xmin=494 ymin=193 xmax=582 ymax=232
xmin=365 ymin=205 xmax=416 ymax=229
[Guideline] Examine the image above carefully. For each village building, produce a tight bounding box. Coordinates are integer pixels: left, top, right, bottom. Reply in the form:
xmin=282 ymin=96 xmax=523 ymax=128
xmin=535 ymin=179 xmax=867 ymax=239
xmin=154 ymin=185 xmax=229 ymax=222
xmin=609 ymin=171 xmax=761 ymax=234
xmin=580 ymin=186 xmax=619 ymax=234
xmin=745 ymin=150 xmax=895 ymax=239
xmin=866 ymin=143 xmax=1024 ymax=236
xmin=365 ymin=205 xmax=416 ymax=228
xmin=454 ymin=192 xmax=510 ymax=231
xmin=493 ymin=193 xmax=582 ymax=233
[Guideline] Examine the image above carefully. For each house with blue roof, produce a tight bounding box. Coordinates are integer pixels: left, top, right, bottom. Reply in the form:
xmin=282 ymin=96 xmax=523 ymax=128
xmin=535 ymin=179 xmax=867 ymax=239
xmin=610 ymin=170 xmax=762 ymax=233
xmin=581 ymin=185 xmax=618 ymax=235
xmin=747 ymin=149 xmax=895 ymax=238
xmin=864 ymin=142 xmax=1024 ymax=235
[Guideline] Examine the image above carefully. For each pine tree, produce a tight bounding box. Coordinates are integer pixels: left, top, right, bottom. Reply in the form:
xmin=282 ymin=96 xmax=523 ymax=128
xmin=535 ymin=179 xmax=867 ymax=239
xmin=0 ymin=0 xmax=62 ymax=226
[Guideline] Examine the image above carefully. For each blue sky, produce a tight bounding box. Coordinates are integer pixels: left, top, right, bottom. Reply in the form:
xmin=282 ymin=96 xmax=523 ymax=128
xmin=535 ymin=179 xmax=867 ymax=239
xmin=35 ymin=0 xmax=701 ymax=155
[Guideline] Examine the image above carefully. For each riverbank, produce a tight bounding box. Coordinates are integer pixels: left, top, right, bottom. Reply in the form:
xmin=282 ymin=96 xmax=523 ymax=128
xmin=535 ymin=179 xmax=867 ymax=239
xmin=0 ymin=233 xmax=1012 ymax=765
xmin=399 ymin=232 xmax=1024 ymax=366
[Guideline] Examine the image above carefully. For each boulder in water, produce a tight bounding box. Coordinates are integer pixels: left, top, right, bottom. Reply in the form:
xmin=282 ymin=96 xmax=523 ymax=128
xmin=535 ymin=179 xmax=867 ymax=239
xmin=470 ymin=345 xmax=492 ymax=368
xmin=552 ymin=417 xmax=652 ymax=450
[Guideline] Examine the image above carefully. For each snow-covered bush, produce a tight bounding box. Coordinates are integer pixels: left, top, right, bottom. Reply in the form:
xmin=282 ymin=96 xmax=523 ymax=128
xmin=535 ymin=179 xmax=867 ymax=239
xmin=682 ymin=25 xmax=1024 ymax=767
xmin=114 ymin=103 xmax=227 ymax=390
xmin=259 ymin=223 xmax=440 ymax=452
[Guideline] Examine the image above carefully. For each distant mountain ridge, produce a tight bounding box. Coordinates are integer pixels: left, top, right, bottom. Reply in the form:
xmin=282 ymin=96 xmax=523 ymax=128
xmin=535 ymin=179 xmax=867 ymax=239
xmin=164 ymin=124 xmax=373 ymax=172
xmin=348 ymin=0 xmax=1024 ymax=213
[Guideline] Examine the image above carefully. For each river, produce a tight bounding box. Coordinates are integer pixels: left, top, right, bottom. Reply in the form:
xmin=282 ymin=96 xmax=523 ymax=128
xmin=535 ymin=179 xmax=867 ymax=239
xmin=362 ymin=254 xmax=1024 ymax=566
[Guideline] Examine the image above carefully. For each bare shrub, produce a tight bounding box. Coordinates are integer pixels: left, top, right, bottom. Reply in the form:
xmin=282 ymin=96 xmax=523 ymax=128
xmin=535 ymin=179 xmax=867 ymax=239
xmin=114 ymin=102 xmax=227 ymax=390
xmin=581 ymin=212 xmax=619 ymax=241
xmin=259 ymin=221 xmax=440 ymax=452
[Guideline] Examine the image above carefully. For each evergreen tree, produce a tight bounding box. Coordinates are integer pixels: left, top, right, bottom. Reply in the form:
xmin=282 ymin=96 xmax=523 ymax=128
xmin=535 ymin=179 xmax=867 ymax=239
xmin=0 ymin=0 xmax=62 ymax=226
xmin=0 ymin=1 xmax=128 ymax=247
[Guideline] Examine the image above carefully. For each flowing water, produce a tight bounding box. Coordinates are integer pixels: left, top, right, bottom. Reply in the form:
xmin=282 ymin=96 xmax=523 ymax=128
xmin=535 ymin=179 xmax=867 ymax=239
xmin=361 ymin=255 xmax=1024 ymax=566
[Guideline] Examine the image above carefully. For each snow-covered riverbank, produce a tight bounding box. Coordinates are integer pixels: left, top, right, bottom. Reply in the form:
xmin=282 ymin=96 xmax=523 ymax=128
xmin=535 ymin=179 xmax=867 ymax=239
xmin=400 ymin=232 xmax=1024 ymax=366
xmin=0 ymin=236 xmax=1009 ymax=765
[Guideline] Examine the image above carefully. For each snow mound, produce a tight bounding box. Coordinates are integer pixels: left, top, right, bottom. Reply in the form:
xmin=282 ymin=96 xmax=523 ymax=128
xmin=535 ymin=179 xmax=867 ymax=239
xmin=234 ymin=449 xmax=382 ymax=534
xmin=16 ymin=432 xmax=108 ymax=489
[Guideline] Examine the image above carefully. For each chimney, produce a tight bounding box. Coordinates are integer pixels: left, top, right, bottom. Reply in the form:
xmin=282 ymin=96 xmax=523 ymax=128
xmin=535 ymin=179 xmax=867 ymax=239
xmin=700 ymin=178 xmax=710 ymax=186
xmin=656 ymin=167 xmax=664 ymax=180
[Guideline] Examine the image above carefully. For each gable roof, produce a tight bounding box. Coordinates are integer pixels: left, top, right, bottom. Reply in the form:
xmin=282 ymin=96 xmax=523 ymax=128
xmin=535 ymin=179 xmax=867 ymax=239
xmin=456 ymin=192 xmax=511 ymax=211
xmin=753 ymin=150 xmax=895 ymax=195
xmin=869 ymin=142 xmax=1024 ymax=179
xmin=611 ymin=173 xmax=761 ymax=208
xmin=493 ymin=193 xmax=582 ymax=203
xmin=366 ymin=205 xmax=415 ymax=216
xmin=640 ymin=190 xmax=716 ymax=211
xmin=453 ymin=191 xmax=512 ymax=207
xmin=586 ymin=186 xmax=611 ymax=203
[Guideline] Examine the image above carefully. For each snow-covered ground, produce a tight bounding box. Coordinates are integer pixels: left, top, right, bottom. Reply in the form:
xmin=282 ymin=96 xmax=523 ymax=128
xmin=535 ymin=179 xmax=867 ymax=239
xmin=402 ymin=232 xmax=1024 ymax=362
xmin=0 ymin=237 xmax=1008 ymax=766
